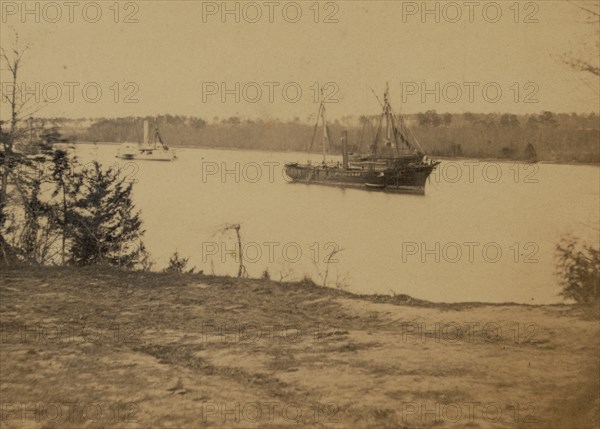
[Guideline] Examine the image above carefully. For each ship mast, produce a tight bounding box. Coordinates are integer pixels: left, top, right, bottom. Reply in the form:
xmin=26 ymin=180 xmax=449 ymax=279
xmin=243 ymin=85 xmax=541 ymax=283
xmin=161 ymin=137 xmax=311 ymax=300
xmin=143 ymin=120 xmax=149 ymax=147
xmin=371 ymin=83 xmax=400 ymax=157
xmin=307 ymin=92 xmax=331 ymax=163
xmin=320 ymin=101 xmax=329 ymax=163
xmin=154 ymin=123 xmax=169 ymax=150
xmin=376 ymin=83 xmax=424 ymax=156
xmin=383 ymin=83 xmax=396 ymax=157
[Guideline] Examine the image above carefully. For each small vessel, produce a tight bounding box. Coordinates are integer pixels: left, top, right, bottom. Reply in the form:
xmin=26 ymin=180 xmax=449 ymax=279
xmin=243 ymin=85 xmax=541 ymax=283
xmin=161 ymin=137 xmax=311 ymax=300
xmin=51 ymin=142 xmax=76 ymax=154
xmin=284 ymin=84 xmax=440 ymax=194
xmin=117 ymin=120 xmax=176 ymax=161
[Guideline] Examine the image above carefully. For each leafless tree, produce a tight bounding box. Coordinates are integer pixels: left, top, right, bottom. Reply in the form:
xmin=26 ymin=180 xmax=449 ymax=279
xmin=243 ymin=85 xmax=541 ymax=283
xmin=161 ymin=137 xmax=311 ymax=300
xmin=313 ymin=247 xmax=345 ymax=288
xmin=215 ymin=223 xmax=247 ymax=278
xmin=563 ymin=2 xmax=600 ymax=77
xmin=276 ymin=260 xmax=295 ymax=282
xmin=0 ymin=33 xmax=48 ymax=262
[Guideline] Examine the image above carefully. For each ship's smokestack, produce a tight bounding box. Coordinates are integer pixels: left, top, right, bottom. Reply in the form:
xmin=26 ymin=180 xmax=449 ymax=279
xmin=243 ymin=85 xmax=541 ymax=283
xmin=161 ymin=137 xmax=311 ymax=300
xmin=342 ymin=130 xmax=349 ymax=169
xmin=143 ymin=120 xmax=149 ymax=145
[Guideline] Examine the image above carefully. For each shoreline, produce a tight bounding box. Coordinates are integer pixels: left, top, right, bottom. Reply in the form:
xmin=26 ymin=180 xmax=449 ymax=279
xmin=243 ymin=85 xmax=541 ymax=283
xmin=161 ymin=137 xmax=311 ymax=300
xmin=72 ymin=141 xmax=600 ymax=167
xmin=0 ymin=264 xmax=577 ymax=308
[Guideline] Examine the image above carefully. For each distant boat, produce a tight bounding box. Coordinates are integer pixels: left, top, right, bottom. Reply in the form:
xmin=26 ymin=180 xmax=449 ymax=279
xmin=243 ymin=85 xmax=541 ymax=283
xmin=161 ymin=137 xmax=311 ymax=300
xmin=51 ymin=142 xmax=76 ymax=153
xmin=284 ymin=84 xmax=440 ymax=194
xmin=117 ymin=120 xmax=176 ymax=161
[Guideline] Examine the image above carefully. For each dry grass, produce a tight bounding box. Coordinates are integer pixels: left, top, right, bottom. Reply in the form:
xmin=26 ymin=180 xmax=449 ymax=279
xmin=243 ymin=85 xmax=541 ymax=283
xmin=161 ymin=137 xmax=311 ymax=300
xmin=0 ymin=265 xmax=598 ymax=428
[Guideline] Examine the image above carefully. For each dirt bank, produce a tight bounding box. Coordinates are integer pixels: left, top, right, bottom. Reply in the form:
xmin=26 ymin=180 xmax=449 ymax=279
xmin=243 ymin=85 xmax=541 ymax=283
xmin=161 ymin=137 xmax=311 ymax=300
xmin=1 ymin=266 xmax=598 ymax=428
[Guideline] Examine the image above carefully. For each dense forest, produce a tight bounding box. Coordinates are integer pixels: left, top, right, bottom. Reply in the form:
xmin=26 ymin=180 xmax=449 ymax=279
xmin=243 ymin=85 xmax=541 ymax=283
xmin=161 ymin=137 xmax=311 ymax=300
xmin=53 ymin=111 xmax=600 ymax=163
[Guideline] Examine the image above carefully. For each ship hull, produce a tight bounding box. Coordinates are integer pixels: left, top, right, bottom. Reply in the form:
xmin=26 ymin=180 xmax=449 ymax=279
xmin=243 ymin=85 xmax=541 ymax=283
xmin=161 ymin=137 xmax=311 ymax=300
xmin=116 ymin=143 xmax=176 ymax=161
xmin=284 ymin=162 xmax=439 ymax=195
xmin=116 ymin=152 xmax=175 ymax=161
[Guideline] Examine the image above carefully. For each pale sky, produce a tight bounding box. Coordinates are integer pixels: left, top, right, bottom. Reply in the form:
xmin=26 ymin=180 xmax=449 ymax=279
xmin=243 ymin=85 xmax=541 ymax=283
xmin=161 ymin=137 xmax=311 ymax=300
xmin=1 ymin=0 xmax=599 ymax=120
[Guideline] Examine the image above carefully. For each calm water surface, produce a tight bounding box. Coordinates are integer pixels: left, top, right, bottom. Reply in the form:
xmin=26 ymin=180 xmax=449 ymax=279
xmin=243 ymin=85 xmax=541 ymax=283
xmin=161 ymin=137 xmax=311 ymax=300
xmin=76 ymin=144 xmax=600 ymax=304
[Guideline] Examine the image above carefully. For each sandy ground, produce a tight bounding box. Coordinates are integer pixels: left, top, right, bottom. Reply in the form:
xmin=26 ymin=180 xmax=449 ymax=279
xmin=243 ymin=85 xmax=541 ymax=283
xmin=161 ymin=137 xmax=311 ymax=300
xmin=0 ymin=266 xmax=598 ymax=429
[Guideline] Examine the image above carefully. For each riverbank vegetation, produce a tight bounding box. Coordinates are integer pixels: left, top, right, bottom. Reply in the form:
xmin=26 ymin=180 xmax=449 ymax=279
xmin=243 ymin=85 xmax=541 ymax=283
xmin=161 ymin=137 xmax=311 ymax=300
xmin=50 ymin=111 xmax=600 ymax=163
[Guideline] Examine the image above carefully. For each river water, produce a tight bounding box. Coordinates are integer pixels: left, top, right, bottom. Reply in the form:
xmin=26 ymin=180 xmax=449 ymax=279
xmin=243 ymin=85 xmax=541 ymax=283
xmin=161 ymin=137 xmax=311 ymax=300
xmin=74 ymin=143 xmax=599 ymax=304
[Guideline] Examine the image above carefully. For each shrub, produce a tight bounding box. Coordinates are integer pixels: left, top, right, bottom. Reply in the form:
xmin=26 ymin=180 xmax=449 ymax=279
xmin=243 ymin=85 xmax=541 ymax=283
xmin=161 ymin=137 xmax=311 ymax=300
xmin=164 ymin=250 xmax=194 ymax=274
xmin=555 ymin=236 xmax=600 ymax=306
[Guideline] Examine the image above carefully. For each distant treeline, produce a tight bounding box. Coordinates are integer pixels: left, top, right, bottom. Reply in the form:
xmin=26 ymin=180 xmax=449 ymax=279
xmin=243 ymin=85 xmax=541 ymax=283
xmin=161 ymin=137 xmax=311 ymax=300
xmin=58 ymin=111 xmax=600 ymax=163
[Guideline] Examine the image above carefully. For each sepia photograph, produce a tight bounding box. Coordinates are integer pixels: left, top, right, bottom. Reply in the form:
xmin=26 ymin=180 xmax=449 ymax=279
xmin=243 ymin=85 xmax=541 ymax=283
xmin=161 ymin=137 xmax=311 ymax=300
xmin=0 ymin=1 xmax=599 ymax=428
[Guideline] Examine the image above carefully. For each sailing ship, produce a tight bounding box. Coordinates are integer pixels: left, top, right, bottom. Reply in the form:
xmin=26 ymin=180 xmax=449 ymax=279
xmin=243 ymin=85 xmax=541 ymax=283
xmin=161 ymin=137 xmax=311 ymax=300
xmin=284 ymin=84 xmax=440 ymax=194
xmin=117 ymin=120 xmax=176 ymax=161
